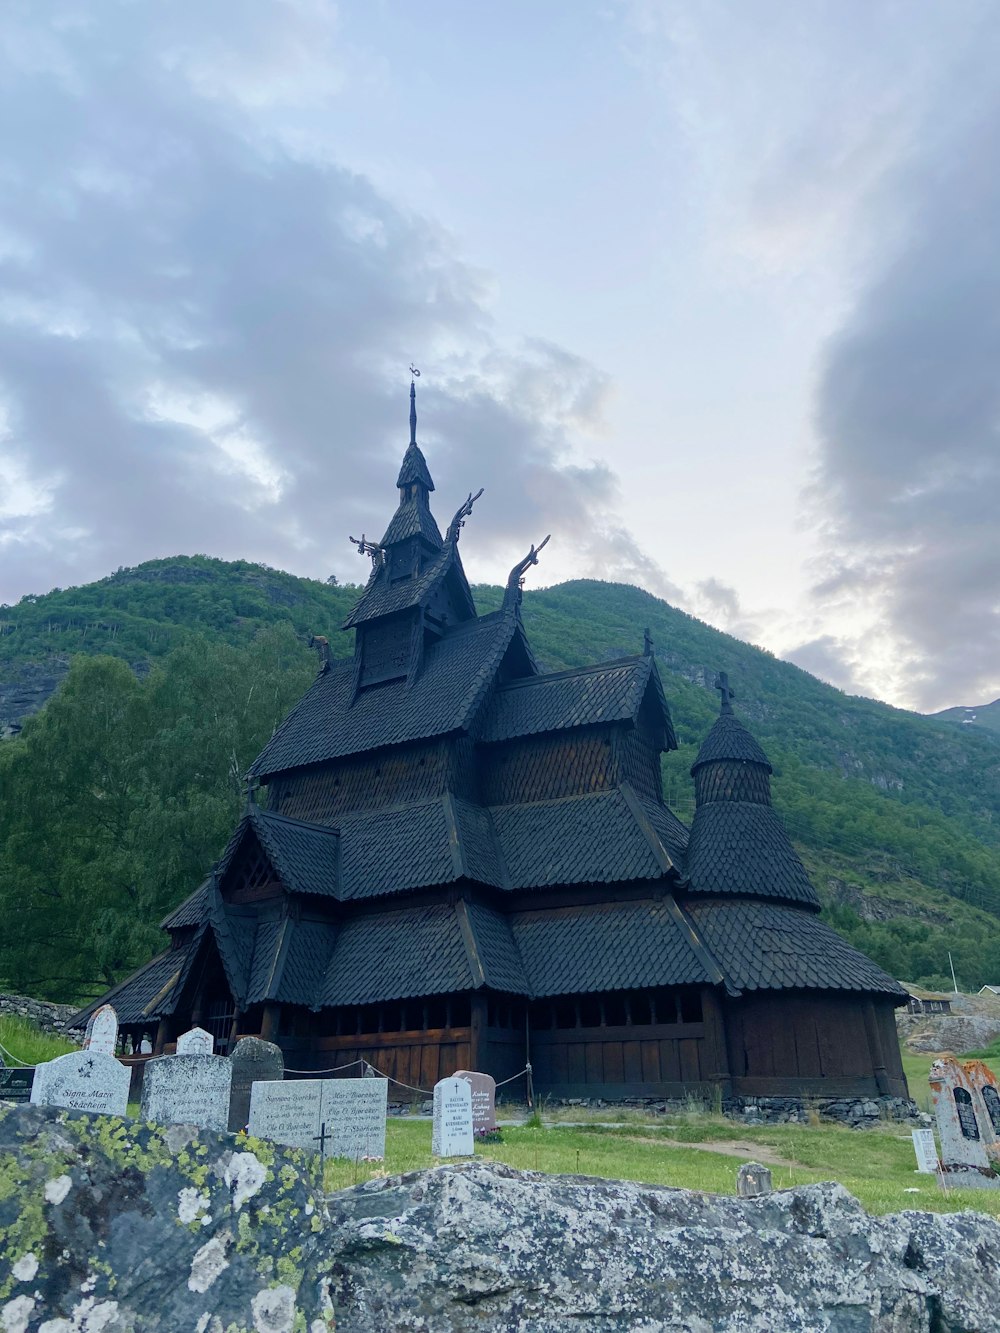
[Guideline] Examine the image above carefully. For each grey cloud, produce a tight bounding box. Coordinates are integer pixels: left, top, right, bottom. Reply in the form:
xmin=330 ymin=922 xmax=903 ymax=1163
xmin=813 ymin=30 xmax=1000 ymax=712
xmin=0 ymin=1 xmax=669 ymax=604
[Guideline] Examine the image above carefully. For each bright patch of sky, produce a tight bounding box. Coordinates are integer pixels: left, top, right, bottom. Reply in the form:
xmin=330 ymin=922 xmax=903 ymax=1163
xmin=1 ymin=0 xmax=999 ymax=711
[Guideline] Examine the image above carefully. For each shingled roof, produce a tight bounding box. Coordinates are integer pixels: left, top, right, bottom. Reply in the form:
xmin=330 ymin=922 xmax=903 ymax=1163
xmin=161 ymin=879 xmax=209 ymax=930
xmin=478 ymin=655 xmax=676 ymax=749
xmin=69 ymin=949 xmax=182 ymax=1029
xmin=691 ymin=711 xmax=772 ymax=772
xmin=683 ymin=899 xmax=907 ymax=999
xmin=683 ymin=801 xmax=820 ymax=908
xmin=250 ymin=610 xmax=524 ymax=778
xmin=510 ymin=901 xmax=715 ymax=997
xmin=321 ymin=904 xmax=474 ymax=1006
xmin=380 ymin=498 xmax=443 ymax=547
xmin=396 ymin=440 xmax=435 ymax=490
xmin=246 ymin=807 xmax=339 ymax=900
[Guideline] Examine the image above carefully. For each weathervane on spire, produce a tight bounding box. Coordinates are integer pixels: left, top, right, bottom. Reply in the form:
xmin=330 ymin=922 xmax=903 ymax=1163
xmin=714 ymin=670 xmax=735 ymax=714
xmin=409 ymin=365 xmax=420 ymax=446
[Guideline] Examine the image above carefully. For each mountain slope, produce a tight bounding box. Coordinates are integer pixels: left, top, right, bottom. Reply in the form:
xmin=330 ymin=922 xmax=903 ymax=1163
xmin=2 ymin=556 xmax=1000 ymax=997
xmin=931 ymin=699 xmax=1000 ymax=736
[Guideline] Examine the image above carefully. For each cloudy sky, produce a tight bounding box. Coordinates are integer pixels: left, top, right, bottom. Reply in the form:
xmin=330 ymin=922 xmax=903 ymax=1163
xmin=1 ymin=1 xmax=998 ymax=712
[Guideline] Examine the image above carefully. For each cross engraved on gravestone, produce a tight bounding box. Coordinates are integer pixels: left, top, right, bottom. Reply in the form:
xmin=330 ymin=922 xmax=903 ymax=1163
xmin=176 ymin=1026 xmax=214 ymax=1056
xmin=228 ymin=1036 xmax=284 ymax=1132
xmin=736 ymin=1162 xmax=772 ymax=1198
xmin=29 ymin=1050 xmax=129 ymax=1116
xmin=912 ymin=1128 xmax=939 ymax=1174
xmin=248 ymin=1077 xmax=388 ymax=1160
xmin=432 ymin=1075 xmax=474 ymax=1157
xmin=84 ymin=1004 xmax=119 ymax=1055
xmin=455 ymin=1070 xmax=497 ymax=1135
xmin=140 ymin=1053 xmax=232 ymax=1133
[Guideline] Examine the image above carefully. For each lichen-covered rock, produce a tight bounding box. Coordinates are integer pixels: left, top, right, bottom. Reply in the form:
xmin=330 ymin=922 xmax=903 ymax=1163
xmin=326 ymin=1161 xmax=1000 ymax=1332
xmin=0 ymin=1103 xmax=332 ymax=1331
xmin=4 ymin=1107 xmax=1000 ymax=1332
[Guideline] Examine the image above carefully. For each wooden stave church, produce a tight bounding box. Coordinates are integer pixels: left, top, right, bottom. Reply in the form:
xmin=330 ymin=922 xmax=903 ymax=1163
xmin=73 ymin=387 xmax=910 ymax=1103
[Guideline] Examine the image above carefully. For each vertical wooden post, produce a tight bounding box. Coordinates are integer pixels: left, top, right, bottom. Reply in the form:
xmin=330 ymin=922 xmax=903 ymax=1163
xmin=153 ymin=1018 xmax=170 ymax=1056
xmin=470 ymin=993 xmax=487 ymax=1072
xmin=261 ymin=1003 xmax=281 ymax=1043
xmin=700 ymin=987 xmax=732 ymax=1100
xmin=863 ymin=1000 xmax=891 ymax=1096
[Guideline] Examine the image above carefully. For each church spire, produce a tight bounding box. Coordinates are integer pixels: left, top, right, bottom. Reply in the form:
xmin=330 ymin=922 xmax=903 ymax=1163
xmin=396 ymin=369 xmax=435 ymax=494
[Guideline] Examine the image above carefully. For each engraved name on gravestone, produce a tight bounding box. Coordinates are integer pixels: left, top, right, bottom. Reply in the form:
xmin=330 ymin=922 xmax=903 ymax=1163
xmin=0 ymin=1067 xmax=35 ymax=1105
xmin=84 ymin=1004 xmax=119 ymax=1055
xmin=324 ymin=1078 xmax=388 ymax=1160
xmin=965 ymin=1060 xmax=1000 ymax=1144
xmin=455 ymin=1070 xmax=497 ymax=1134
xmin=929 ymin=1056 xmax=998 ymax=1185
xmin=140 ymin=1054 xmax=233 ymax=1133
xmin=228 ymin=1036 xmax=284 ymax=1132
xmin=249 ymin=1080 xmax=323 ymax=1151
xmin=432 ymin=1075 xmax=474 ymax=1157
xmin=176 ymin=1026 xmax=214 ymax=1056
xmin=911 ymin=1128 xmax=939 ymax=1174
xmin=30 ymin=1050 xmax=130 ymax=1116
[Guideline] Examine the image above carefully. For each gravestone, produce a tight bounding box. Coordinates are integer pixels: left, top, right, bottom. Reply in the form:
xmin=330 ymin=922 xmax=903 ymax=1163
xmin=323 ymin=1077 xmax=388 ymax=1160
xmin=965 ymin=1060 xmax=1000 ymax=1143
xmin=29 ymin=1050 xmax=129 ymax=1116
xmin=929 ymin=1056 xmax=1000 ymax=1187
xmin=228 ymin=1037 xmax=284 ymax=1132
xmin=0 ymin=1066 xmax=35 ymax=1104
xmin=176 ymin=1026 xmax=214 ymax=1056
xmin=249 ymin=1077 xmax=388 ymax=1159
xmin=84 ymin=1004 xmax=119 ymax=1055
xmin=455 ymin=1070 xmax=497 ymax=1135
xmin=249 ymin=1079 xmax=323 ymax=1151
xmin=140 ymin=1054 xmax=232 ymax=1132
xmin=911 ymin=1127 xmax=939 ymax=1174
xmin=432 ymin=1075 xmax=474 ymax=1157
xmin=736 ymin=1162 xmax=773 ymax=1198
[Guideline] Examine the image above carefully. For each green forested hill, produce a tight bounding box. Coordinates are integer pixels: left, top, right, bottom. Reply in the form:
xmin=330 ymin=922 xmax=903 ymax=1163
xmin=1 ymin=555 xmax=998 ymax=1001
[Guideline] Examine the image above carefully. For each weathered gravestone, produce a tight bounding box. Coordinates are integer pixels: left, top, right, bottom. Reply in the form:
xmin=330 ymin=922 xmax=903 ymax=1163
xmin=432 ymin=1075 xmax=474 ymax=1157
xmin=911 ymin=1127 xmax=939 ymax=1174
xmin=30 ymin=1050 xmax=129 ymax=1115
xmin=249 ymin=1077 xmax=388 ymax=1159
xmin=84 ymin=1004 xmax=118 ymax=1055
xmin=929 ymin=1055 xmax=1000 ymax=1187
xmin=736 ymin=1162 xmax=773 ymax=1198
xmin=455 ymin=1069 xmax=497 ymax=1135
xmin=228 ymin=1036 xmax=283 ymax=1132
xmin=176 ymin=1026 xmax=214 ymax=1056
xmin=965 ymin=1059 xmax=1000 ymax=1144
xmin=0 ymin=1066 xmax=35 ymax=1104
xmin=140 ymin=1053 xmax=232 ymax=1132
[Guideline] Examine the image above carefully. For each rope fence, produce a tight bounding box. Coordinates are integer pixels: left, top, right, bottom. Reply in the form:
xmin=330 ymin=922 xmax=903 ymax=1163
xmin=0 ymin=1041 xmax=31 ymax=1067
xmin=282 ymin=1057 xmax=534 ymax=1104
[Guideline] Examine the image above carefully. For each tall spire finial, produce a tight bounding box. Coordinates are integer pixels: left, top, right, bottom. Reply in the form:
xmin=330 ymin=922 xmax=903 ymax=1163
xmin=409 ymin=365 xmax=420 ymax=445
xmin=714 ymin=670 xmax=735 ymax=714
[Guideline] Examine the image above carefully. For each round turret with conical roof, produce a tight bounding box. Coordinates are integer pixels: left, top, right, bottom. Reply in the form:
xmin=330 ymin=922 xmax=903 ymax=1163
xmin=684 ymin=672 xmax=819 ymax=909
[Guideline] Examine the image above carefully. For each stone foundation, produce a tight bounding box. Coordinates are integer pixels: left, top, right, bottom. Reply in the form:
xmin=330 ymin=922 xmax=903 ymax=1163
xmin=516 ymin=1092 xmax=924 ymax=1127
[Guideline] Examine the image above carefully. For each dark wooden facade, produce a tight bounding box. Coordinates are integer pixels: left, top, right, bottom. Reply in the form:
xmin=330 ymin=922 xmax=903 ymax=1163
xmin=74 ymin=396 xmax=910 ymax=1102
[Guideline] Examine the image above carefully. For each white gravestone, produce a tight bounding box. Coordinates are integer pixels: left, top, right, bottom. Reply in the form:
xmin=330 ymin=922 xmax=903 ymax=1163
xmin=176 ymin=1026 xmax=214 ymax=1056
xmin=249 ymin=1080 xmax=324 ymax=1152
xmin=432 ymin=1075 xmax=474 ymax=1157
xmin=323 ymin=1078 xmax=388 ymax=1160
xmin=30 ymin=1050 xmax=129 ymax=1116
xmin=249 ymin=1077 xmax=388 ymax=1159
xmin=84 ymin=1004 xmax=119 ymax=1055
xmin=455 ymin=1070 xmax=497 ymax=1134
xmin=140 ymin=1054 xmax=232 ymax=1133
xmin=911 ymin=1128 xmax=939 ymax=1174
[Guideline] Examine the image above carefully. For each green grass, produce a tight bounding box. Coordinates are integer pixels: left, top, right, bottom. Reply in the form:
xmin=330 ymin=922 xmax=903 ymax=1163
xmin=323 ymin=1113 xmax=1000 ymax=1218
xmin=0 ymin=1014 xmax=76 ymax=1066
